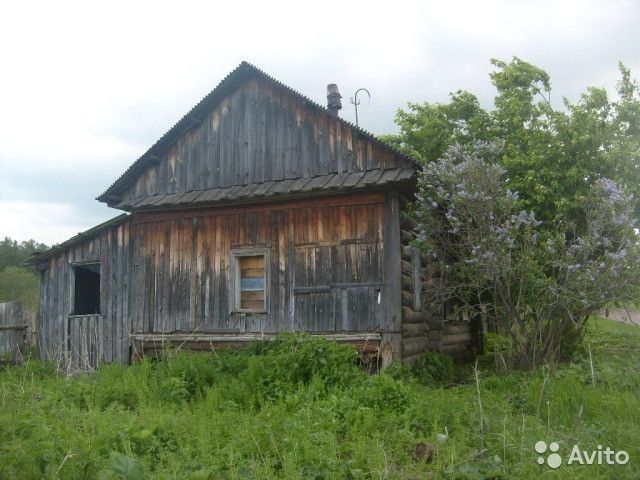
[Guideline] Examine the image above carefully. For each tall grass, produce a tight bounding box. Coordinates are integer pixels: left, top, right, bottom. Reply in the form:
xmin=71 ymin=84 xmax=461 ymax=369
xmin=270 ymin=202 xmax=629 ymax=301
xmin=0 ymin=320 xmax=638 ymax=479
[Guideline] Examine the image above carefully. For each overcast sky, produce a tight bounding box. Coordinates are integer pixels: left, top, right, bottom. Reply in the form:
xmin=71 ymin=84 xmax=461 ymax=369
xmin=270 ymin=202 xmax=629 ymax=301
xmin=1 ymin=0 xmax=638 ymax=245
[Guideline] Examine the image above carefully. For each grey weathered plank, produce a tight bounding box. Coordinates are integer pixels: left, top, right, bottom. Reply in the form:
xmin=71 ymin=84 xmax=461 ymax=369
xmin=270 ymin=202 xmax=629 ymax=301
xmin=121 ymin=169 xmax=416 ymax=210
xmin=358 ymin=169 xmax=384 ymax=187
xmin=36 ymin=193 xmax=401 ymax=365
xmin=382 ymin=193 xmax=402 ymax=361
xmin=341 ymin=171 xmax=366 ymax=188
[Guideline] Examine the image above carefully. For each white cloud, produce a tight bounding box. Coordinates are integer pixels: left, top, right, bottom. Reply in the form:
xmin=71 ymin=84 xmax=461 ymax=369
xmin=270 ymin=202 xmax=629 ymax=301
xmin=0 ymin=201 xmax=115 ymax=246
xmin=0 ymin=0 xmax=638 ymax=243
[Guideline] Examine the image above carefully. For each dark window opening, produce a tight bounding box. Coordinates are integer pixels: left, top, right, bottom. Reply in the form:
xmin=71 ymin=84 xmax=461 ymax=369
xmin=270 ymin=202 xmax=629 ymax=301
xmin=72 ymin=263 xmax=101 ymax=315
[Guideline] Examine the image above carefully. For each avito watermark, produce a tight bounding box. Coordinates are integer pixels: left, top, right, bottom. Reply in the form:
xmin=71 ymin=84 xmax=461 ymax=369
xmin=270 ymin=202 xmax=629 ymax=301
xmin=535 ymin=441 xmax=630 ymax=469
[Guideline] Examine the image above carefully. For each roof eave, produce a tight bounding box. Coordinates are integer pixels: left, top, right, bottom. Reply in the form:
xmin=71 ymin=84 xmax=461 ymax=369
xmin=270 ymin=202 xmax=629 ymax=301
xmin=118 ymin=175 xmax=417 ymax=214
xmin=26 ymin=213 xmax=130 ymax=265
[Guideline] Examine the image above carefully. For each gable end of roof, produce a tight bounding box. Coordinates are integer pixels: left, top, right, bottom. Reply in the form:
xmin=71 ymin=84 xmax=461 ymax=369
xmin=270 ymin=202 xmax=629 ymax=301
xmin=97 ymin=61 xmax=420 ymax=206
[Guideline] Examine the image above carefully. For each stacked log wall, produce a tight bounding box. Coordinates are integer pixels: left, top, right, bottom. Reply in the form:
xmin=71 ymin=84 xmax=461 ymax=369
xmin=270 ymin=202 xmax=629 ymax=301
xmin=400 ymin=214 xmax=477 ymax=363
xmin=399 ymin=215 xmax=428 ymax=364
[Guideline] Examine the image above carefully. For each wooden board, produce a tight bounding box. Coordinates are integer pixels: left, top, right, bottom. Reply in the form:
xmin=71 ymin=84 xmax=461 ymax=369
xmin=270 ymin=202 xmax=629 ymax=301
xmin=37 ymin=193 xmax=399 ymax=365
xmin=117 ymin=77 xmax=414 ymax=205
xmin=0 ymin=301 xmax=30 ymax=360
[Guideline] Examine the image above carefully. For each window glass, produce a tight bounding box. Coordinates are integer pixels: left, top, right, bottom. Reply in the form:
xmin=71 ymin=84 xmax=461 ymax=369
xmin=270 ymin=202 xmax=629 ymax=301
xmin=238 ymin=255 xmax=265 ymax=311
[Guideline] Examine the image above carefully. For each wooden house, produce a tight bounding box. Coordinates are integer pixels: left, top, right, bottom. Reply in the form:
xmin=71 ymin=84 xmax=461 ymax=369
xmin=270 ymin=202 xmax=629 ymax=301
xmin=29 ymin=62 xmax=477 ymax=369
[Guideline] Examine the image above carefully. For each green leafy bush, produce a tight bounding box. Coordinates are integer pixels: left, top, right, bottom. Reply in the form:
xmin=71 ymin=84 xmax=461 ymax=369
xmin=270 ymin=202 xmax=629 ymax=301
xmin=352 ymin=373 xmax=412 ymax=412
xmin=240 ymin=334 xmax=362 ymax=401
xmin=97 ymin=451 xmax=144 ymax=480
xmin=411 ymin=351 xmax=458 ymax=385
xmin=153 ymin=352 xmax=219 ymax=400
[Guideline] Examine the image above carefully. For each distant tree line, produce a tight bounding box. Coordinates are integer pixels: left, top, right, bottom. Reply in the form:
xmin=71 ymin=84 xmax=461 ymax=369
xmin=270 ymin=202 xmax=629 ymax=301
xmin=0 ymin=237 xmax=48 ymax=311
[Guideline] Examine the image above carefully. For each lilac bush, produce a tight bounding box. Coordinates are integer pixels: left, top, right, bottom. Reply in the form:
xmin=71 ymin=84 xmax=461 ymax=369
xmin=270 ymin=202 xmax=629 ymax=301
xmin=416 ymin=143 xmax=640 ymax=369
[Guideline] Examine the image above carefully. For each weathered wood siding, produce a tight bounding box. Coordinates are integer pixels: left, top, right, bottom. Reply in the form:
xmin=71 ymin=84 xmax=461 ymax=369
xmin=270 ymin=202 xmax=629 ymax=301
xmin=129 ymin=194 xmax=387 ymax=336
xmin=120 ymin=77 xmax=413 ymax=203
xmin=0 ymin=302 xmax=34 ymax=359
xmin=67 ymin=314 xmax=104 ymax=370
xmin=37 ymin=193 xmax=400 ymax=364
xmin=38 ymin=221 xmax=131 ymax=364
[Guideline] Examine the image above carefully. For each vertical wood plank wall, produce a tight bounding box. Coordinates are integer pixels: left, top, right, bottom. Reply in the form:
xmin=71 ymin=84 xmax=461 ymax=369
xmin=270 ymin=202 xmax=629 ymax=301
xmin=381 ymin=194 xmax=402 ymax=365
xmin=37 ymin=193 xmax=398 ymax=363
xmin=67 ymin=314 xmax=103 ymax=370
xmin=120 ymin=77 xmax=414 ymax=204
xmin=129 ymin=195 xmax=386 ymax=336
xmin=0 ymin=302 xmax=34 ymax=359
xmin=38 ymin=221 xmax=131 ymax=364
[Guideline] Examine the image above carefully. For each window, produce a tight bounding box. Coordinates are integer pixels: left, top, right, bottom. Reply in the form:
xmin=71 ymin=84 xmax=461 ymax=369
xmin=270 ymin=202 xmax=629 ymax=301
xmin=71 ymin=263 xmax=101 ymax=315
xmin=231 ymin=248 xmax=269 ymax=312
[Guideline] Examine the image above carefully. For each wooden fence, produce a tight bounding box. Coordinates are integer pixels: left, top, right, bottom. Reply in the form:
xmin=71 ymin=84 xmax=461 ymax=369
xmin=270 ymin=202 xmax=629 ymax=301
xmin=0 ymin=302 xmax=35 ymax=360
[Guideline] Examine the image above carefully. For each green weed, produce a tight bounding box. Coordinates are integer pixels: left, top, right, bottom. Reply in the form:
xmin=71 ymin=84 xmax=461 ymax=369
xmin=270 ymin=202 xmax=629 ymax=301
xmin=0 ymin=318 xmax=637 ymax=479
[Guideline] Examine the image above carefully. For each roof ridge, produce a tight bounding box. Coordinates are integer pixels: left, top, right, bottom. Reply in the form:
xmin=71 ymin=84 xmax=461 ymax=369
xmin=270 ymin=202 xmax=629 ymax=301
xmin=97 ymin=61 xmax=420 ymax=205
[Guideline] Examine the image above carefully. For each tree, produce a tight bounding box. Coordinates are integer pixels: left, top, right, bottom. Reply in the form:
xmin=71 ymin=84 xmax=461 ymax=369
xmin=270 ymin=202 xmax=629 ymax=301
xmin=0 ymin=237 xmax=48 ymax=311
xmin=416 ymin=144 xmax=640 ymax=369
xmin=0 ymin=267 xmax=40 ymax=311
xmin=386 ymin=58 xmax=640 ymax=229
xmin=0 ymin=237 xmax=48 ymax=272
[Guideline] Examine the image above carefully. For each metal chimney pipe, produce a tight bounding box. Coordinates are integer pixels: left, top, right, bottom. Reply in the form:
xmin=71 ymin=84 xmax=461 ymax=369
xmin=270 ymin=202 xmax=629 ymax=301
xmin=327 ymin=84 xmax=342 ymax=117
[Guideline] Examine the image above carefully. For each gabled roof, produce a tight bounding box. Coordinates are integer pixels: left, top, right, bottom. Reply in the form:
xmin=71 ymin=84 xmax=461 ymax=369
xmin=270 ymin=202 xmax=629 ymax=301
xmin=97 ymin=61 xmax=419 ymax=205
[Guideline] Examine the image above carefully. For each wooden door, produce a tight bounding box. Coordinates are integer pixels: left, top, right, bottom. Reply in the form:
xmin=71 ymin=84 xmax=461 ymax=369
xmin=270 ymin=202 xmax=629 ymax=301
xmin=292 ymin=242 xmax=384 ymax=332
xmin=67 ymin=314 xmax=104 ymax=370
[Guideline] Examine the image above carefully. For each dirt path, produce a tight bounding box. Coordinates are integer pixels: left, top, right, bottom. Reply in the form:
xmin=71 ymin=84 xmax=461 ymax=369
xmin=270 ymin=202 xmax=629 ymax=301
xmin=604 ymin=308 xmax=640 ymax=327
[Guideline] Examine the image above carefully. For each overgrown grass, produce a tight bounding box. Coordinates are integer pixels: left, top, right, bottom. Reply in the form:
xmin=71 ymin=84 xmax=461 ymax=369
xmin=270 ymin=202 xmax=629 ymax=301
xmin=0 ymin=318 xmax=638 ymax=479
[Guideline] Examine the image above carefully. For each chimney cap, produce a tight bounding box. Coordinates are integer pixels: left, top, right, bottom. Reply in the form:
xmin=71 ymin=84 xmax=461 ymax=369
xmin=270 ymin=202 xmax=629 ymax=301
xmin=327 ymin=83 xmax=341 ymax=96
xmin=327 ymin=83 xmax=342 ymax=116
